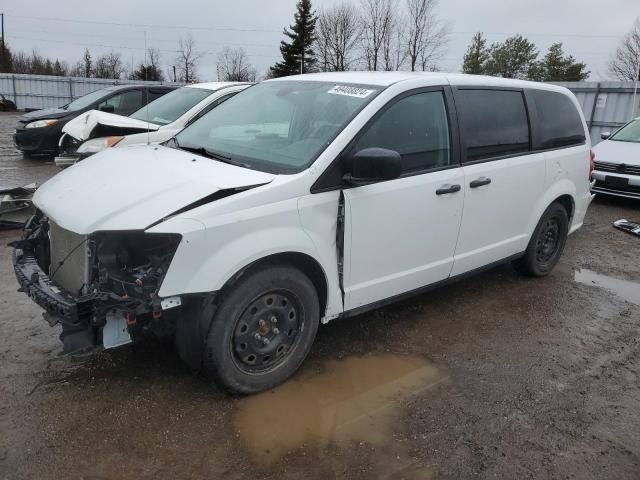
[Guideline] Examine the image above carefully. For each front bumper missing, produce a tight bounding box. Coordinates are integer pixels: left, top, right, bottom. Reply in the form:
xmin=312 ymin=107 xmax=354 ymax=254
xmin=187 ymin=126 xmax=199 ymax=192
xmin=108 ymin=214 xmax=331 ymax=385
xmin=13 ymin=248 xmax=86 ymax=325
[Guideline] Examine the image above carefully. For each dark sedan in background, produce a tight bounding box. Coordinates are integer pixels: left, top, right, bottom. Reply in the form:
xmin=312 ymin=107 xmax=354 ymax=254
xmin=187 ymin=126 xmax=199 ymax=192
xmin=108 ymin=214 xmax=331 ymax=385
xmin=13 ymin=84 xmax=176 ymax=156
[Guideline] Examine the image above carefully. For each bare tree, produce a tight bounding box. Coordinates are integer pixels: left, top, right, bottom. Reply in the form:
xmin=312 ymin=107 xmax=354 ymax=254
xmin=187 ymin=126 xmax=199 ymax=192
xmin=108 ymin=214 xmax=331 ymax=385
xmin=176 ymin=34 xmax=203 ymax=83
xmin=382 ymin=13 xmax=407 ymax=71
xmin=217 ymin=47 xmax=257 ymax=82
xmin=360 ymin=0 xmax=395 ymax=71
xmin=608 ymin=17 xmax=640 ymax=81
xmin=404 ymin=0 xmax=449 ymax=72
xmin=316 ymin=3 xmax=361 ymax=72
xmin=93 ymin=52 xmax=126 ymax=79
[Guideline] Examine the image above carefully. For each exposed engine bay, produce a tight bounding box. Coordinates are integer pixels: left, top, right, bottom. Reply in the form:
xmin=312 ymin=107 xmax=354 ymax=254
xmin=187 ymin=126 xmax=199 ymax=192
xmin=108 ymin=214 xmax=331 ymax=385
xmin=11 ymin=211 xmax=185 ymax=354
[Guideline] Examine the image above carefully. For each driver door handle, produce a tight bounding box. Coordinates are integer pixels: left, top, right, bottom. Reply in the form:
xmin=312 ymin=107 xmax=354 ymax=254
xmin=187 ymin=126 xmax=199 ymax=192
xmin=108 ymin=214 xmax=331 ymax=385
xmin=470 ymin=177 xmax=492 ymax=188
xmin=435 ymin=184 xmax=461 ymax=195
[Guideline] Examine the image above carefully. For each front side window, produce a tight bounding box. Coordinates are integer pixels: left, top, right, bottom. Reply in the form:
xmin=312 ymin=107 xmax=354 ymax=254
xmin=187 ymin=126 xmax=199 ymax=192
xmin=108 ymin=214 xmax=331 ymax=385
xmin=610 ymin=119 xmax=640 ymax=143
xmin=174 ymin=81 xmax=381 ymax=173
xmin=353 ymin=91 xmax=451 ymax=174
xmin=530 ymin=90 xmax=585 ymax=148
xmin=98 ymin=90 xmax=143 ymax=116
xmin=131 ymin=87 xmax=214 ymax=125
xmin=458 ymin=89 xmax=530 ymax=162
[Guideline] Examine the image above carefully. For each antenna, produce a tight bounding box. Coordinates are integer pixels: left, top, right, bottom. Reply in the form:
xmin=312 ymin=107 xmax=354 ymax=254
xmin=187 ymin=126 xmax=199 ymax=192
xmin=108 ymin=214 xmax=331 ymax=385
xmin=144 ymin=30 xmax=150 ymax=145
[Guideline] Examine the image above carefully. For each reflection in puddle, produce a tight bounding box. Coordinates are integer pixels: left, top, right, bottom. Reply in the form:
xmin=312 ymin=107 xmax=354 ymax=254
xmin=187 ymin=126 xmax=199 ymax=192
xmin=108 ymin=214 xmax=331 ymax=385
xmin=234 ymin=354 xmax=441 ymax=476
xmin=574 ymin=268 xmax=640 ymax=306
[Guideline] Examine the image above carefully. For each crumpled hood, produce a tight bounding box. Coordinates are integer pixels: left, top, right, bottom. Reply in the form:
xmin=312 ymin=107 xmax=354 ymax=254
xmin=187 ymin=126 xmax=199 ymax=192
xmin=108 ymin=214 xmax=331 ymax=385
xmin=593 ymin=139 xmax=640 ymax=166
xmin=34 ymin=145 xmax=275 ymax=234
xmin=62 ymin=109 xmax=159 ymax=141
xmin=18 ymin=108 xmax=70 ymax=122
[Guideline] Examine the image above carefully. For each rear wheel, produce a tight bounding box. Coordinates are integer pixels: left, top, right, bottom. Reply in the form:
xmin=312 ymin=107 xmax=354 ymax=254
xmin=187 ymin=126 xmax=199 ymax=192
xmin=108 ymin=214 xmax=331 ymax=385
xmin=203 ymin=264 xmax=320 ymax=394
xmin=512 ymin=202 xmax=569 ymax=277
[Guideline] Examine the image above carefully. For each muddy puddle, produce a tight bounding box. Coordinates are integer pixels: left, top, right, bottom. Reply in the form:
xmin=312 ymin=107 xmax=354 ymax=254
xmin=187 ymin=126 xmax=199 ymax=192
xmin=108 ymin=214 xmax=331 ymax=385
xmin=234 ymin=354 xmax=442 ymax=477
xmin=574 ymin=268 xmax=640 ymax=306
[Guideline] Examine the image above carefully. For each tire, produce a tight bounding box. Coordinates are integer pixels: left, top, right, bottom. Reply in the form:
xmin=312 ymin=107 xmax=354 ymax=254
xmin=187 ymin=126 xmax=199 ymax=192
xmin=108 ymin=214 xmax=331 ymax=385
xmin=203 ymin=264 xmax=320 ymax=394
xmin=512 ymin=202 xmax=569 ymax=277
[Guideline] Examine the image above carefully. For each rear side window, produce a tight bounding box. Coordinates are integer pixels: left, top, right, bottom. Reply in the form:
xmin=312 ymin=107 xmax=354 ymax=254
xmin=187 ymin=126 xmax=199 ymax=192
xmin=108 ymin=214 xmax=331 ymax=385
xmin=457 ymin=89 xmax=530 ymax=162
xmin=530 ymin=90 xmax=585 ymax=149
xmin=353 ymin=91 xmax=451 ymax=173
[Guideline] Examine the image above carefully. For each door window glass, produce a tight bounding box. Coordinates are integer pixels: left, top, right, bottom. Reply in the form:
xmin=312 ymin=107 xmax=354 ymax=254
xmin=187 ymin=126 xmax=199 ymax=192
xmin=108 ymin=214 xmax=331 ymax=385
xmin=353 ymin=91 xmax=451 ymax=173
xmin=458 ymin=89 xmax=530 ymax=161
xmin=98 ymin=90 xmax=143 ymax=116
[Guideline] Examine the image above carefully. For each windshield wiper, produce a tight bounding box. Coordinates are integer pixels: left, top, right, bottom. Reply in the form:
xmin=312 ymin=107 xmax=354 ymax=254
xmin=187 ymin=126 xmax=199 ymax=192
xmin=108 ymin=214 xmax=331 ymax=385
xmin=175 ymin=142 xmax=251 ymax=169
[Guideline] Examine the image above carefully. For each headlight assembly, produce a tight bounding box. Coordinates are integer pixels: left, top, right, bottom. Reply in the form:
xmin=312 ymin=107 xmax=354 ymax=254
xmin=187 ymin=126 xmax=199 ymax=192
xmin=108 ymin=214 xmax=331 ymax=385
xmin=77 ymin=136 xmax=125 ymax=156
xmin=25 ymin=119 xmax=58 ymax=129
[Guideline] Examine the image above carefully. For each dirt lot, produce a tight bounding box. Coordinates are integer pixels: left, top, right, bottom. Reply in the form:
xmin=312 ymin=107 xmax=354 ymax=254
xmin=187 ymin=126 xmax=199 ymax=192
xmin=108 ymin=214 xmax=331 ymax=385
xmin=0 ymin=111 xmax=639 ymax=479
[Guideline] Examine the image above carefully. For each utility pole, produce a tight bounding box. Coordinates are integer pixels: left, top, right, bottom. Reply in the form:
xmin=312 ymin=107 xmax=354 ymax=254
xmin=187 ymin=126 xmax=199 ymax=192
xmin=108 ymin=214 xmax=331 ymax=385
xmin=1 ymin=13 xmax=5 ymax=56
xmin=173 ymin=65 xmax=176 ymax=83
xmin=633 ymin=61 xmax=640 ymax=119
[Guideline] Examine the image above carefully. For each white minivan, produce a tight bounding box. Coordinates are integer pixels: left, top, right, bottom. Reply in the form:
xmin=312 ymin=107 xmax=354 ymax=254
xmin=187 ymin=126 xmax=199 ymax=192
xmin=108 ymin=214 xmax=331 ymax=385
xmin=12 ymin=72 xmax=594 ymax=394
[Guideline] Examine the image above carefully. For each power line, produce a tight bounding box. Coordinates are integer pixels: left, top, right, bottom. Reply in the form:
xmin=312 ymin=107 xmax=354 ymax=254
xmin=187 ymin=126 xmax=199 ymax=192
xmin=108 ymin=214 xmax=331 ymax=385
xmin=4 ymin=13 xmax=282 ymax=33
xmin=5 ymin=13 xmax=623 ymax=40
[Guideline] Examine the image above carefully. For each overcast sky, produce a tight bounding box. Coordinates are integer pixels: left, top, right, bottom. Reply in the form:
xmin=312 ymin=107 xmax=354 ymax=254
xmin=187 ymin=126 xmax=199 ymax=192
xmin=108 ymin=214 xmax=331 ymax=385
xmin=2 ymin=0 xmax=638 ymax=81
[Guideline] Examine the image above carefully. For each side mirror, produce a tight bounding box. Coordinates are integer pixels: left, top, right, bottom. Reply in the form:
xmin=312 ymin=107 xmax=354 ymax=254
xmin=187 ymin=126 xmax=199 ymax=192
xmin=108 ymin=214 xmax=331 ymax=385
xmin=344 ymin=148 xmax=402 ymax=185
xmin=99 ymin=104 xmax=115 ymax=113
xmin=601 ymin=131 xmax=611 ymax=140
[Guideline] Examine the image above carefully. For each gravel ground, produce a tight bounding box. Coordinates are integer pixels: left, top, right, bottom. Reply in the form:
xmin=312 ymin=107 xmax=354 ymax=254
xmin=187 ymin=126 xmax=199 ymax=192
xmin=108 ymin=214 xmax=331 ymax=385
xmin=0 ymin=111 xmax=639 ymax=479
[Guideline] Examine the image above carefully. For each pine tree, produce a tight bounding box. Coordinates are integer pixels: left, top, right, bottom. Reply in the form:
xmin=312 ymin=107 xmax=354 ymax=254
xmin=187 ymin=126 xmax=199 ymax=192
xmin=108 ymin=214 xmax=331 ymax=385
xmin=462 ymin=32 xmax=489 ymax=74
xmin=270 ymin=0 xmax=317 ymax=77
xmin=0 ymin=41 xmax=13 ymax=73
xmin=484 ymin=35 xmax=538 ymax=79
xmin=529 ymin=43 xmax=589 ymax=81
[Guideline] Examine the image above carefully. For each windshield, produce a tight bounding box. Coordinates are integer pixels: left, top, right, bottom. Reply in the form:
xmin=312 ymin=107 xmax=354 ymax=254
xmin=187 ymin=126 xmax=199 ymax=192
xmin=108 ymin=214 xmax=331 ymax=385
xmin=63 ymin=88 xmax=113 ymax=111
xmin=174 ymin=81 xmax=381 ymax=173
xmin=610 ymin=119 xmax=640 ymax=143
xmin=130 ymin=87 xmax=213 ymax=125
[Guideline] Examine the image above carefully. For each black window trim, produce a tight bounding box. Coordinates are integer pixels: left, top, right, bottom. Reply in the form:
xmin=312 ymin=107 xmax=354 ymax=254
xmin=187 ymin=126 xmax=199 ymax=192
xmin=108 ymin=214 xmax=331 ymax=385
xmin=311 ymin=85 xmax=461 ymax=194
xmin=451 ymin=85 xmax=533 ymax=166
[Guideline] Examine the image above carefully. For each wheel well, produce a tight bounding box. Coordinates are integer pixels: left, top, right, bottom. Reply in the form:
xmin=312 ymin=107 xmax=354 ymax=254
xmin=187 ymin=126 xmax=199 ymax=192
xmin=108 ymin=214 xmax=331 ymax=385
xmin=225 ymin=252 xmax=329 ymax=319
xmin=553 ymin=194 xmax=574 ymax=223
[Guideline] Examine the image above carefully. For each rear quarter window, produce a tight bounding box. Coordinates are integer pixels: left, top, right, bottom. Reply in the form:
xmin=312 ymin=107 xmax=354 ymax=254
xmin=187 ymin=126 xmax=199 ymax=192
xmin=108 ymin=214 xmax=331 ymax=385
xmin=530 ymin=90 xmax=585 ymax=149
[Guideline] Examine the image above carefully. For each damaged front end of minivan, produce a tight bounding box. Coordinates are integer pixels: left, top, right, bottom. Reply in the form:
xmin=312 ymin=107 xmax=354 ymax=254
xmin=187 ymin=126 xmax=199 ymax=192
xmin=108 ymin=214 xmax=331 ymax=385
xmin=12 ymin=211 xmax=185 ymax=354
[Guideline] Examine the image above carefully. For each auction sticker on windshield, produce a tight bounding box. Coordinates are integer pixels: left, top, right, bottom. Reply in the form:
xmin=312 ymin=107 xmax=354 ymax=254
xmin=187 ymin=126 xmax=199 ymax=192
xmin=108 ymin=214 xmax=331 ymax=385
xmin=328 ymin=85 xmax=375 ymax=98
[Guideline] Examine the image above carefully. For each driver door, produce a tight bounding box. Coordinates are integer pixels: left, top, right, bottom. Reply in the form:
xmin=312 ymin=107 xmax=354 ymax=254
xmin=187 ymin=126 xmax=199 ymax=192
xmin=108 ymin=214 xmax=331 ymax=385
xmin=343 ymin=88 xmax=465 ymax=311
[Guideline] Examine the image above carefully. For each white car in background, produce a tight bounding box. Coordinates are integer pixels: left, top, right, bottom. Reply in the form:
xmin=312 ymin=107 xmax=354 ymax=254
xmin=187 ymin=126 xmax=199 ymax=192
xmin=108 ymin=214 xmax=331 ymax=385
xmin=591 ymin=116 xmax=640 ymax=199
xmin=55 ymin=82 xmax=251 ymax=167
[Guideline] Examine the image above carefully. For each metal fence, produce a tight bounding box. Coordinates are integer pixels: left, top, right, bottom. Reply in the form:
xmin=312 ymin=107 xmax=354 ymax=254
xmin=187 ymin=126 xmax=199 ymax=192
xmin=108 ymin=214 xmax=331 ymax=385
xmin=553 ymin=81 xmax=640 ymax=145
xmin=0 ymin=73 xmax=182 ymax=111
xmin=1 ymin=73 xmax=638 ymax=146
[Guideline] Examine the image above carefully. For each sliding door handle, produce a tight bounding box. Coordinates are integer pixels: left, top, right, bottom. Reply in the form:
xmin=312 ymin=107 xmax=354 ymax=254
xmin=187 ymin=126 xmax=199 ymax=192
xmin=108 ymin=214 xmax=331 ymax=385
xmin=470 ymin=177 xmax=492 ymax=188
xmin=436 ymin=184 xmax=461 ymax=195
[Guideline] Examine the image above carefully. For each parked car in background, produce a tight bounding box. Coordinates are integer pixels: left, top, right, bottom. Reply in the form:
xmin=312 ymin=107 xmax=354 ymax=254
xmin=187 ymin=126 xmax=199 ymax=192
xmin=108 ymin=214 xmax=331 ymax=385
xmin=591 ymin=116 xmax=640 ymax=199
xmin=13 ymin=84 xmax=176 ymax=157
xmin=55 ymin=82 xmax=251 ymax=167
xmin=12 ymin=72 xmax=593 ymax=394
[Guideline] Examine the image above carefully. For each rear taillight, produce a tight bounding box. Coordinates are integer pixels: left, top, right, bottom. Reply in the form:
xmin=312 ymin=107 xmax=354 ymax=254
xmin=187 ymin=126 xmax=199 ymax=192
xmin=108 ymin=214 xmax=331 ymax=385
xmin=589 ymin=149 xmax=595 ymax=180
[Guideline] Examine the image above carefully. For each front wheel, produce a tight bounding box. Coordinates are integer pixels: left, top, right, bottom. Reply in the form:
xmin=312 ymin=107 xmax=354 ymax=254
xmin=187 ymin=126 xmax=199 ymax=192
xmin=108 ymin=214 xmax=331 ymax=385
xmin=203 ymin=264 xmax=320 ymax=394
xmin=512 ymin=202 xmax=569 ymax=277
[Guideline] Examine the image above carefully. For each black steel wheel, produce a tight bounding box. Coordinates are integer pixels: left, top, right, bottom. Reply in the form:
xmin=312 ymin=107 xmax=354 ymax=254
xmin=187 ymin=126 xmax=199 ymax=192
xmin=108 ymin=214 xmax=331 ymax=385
xmin=232 ymin=290 xmax=304 ymax=374
xmin=512 ymin=202 xmax=569 ymax=277
xmin=203 ymin=264 xmax=320 ymax=394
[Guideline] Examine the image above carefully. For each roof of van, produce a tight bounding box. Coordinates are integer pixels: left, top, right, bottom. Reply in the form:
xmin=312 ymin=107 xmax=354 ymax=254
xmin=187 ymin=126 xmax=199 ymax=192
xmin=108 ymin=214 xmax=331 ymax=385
xmin=267 ymin=71 xmax=568 ymax=92
xmin=184 ymin=81 xmax=252 ymax=91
